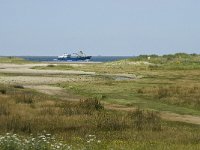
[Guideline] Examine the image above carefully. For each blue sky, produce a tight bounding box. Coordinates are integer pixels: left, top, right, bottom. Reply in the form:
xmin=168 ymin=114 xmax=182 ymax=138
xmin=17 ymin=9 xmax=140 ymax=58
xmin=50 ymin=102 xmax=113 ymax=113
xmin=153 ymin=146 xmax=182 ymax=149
xmin=0 ymin=0 xmax=200 ymax=56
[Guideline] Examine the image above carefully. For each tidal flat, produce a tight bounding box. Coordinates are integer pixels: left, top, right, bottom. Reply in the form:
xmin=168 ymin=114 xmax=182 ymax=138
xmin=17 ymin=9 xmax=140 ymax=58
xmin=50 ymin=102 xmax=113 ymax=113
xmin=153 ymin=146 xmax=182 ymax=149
xmin=0 ymin=54 xmax=200 ymax=150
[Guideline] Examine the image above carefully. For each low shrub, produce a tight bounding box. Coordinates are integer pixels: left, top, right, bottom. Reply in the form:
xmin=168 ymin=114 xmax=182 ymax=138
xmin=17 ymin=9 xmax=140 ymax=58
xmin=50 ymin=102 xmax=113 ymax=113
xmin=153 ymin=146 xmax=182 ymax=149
xmin=79 ymin=98 xmax=104 ymax=111
xmin=13 ymin=85 xmax=24 ymax=89
xmin=63 ymin=98 xmax=104 ymax=116
xmin=40 ymin=107 xmax=55 ymax=116
xmin=0 ymin=104 xmax=10 ymax=116
xmin=129 ymin=109 xmax=161 ymax=131
xmin=95 ymin=111 xmax=127 ymax=131
xmin=47 ymin=64 xmax=55 ymax=67
xmin=15 ymin=94 xmax=34 ymax=104
xmin=137 ymin=85 xmax=200 ymax=109
xmin=0 ymin=89 xmax=7 ymax=94
xmin=6 ymin=115 xmax=32 ymax=133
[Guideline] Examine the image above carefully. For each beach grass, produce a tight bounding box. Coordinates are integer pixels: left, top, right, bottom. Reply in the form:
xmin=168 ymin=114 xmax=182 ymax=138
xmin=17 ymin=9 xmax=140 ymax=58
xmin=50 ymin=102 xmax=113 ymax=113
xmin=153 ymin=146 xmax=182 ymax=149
xmin=0 ymin=57 xmax=33 ymax=64
xmin=1 ymin=53 xmax=200 ymax=149
xmin=1 ymin=84 xmax=200 ymax=149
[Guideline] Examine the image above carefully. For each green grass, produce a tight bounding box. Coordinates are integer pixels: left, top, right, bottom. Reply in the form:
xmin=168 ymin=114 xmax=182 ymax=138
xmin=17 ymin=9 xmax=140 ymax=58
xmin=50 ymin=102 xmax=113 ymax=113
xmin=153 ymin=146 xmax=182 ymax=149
xmin=31 ymin=54 xmax=200 ymax=115
xmin=32 ymin=53 xmax=200 ymax=74
xmin=0 ymin=57 xmax=33 ymax=64
xmin=1 ymin=84 xmax=200 ymax=149
xmin=55 ymin=66 xmax=199 ymax=114
xmin=1 ymin=53 xmax=200 ymax=149
xmin=31 ymin=64 xmax=75 ymax=70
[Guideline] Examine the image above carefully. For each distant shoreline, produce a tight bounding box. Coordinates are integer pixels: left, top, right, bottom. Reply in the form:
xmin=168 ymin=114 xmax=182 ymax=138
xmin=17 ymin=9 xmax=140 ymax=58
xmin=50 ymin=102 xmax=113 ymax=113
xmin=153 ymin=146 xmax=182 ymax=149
xmin=43 ymin=61 xmax=103 ymax=64
xmin=19 ymin=56 xmax=133 ymax=62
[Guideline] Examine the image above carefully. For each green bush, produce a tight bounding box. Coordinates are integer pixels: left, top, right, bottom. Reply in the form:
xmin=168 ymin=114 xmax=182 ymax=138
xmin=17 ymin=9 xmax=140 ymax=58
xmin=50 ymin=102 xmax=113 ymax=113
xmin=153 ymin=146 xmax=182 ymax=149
xmin=13 ymin=85 xmax=24 ymax=89
xmin=79 ymin=98 xmax=104 ymax=111
xmin=0 ymin=89 xmax=7 ymax=94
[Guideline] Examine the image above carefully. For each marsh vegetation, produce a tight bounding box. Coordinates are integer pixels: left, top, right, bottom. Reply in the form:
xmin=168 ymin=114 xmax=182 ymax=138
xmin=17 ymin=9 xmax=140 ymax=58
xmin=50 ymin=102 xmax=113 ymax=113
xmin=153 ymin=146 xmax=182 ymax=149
xmin=0 ymin=53 xmax=200 ymax=149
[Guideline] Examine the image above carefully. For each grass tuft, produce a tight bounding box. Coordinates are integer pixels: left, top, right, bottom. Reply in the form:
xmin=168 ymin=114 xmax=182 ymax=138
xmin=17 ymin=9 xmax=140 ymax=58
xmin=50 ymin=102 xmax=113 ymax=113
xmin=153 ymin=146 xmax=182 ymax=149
xmin=129 ymin=109 xmax=161 ymax=131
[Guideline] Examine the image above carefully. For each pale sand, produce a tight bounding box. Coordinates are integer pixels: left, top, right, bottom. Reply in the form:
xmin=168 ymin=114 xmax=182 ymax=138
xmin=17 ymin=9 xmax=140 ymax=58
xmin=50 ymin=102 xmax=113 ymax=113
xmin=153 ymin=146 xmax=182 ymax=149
xmin=0 ymin=63 xmax=95 ymax=75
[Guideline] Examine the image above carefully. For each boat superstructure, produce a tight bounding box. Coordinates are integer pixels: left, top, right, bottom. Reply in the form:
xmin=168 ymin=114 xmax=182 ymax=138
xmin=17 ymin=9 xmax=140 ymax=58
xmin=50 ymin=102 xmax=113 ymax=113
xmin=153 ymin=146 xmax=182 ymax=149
xmin=57 ymin=51 xmax=92 ymax=61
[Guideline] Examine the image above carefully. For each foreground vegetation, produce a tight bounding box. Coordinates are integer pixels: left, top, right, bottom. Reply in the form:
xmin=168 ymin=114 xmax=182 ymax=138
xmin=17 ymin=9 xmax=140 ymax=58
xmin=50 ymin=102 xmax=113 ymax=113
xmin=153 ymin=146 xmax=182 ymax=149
xmin=1 ymin=53 xmax=200 ymax=149
xmin=1 ymin=84 xmax=200 ymax=149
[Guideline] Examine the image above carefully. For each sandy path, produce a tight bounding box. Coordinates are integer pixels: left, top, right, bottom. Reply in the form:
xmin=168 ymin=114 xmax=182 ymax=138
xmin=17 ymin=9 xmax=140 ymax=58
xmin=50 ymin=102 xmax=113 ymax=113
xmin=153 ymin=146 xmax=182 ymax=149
xmin=0 ymin=63 xmax=99 ymax=86
xmin=0 ymin=76 xmax=77 ymax=85
xmin=1 ymin=63 xmax=200 ymax=125
xmin=25 ymin=85 xmax=80 ymax=101
xmin=161 ymin=112 xmax=200 ymax=125
xmin=105 ymin=104 xmax=200 ymax=125
xmin=0 ymin=63 xmax=92 ymax=101
xmin=0 ymin=63 xmax=95 ymax=75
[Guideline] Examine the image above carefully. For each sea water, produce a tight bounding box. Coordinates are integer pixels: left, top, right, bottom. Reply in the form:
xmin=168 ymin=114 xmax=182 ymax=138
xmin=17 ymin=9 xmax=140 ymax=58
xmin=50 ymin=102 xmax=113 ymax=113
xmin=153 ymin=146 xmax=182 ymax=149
xmin=20 ymin=56 xmax=132 ymax=62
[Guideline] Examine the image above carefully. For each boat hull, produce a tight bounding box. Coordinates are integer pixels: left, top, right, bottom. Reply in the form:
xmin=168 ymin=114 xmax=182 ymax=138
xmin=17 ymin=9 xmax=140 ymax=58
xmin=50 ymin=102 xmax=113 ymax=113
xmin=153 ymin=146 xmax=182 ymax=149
xmin=57 ymin=56 xmax=92 ymax=61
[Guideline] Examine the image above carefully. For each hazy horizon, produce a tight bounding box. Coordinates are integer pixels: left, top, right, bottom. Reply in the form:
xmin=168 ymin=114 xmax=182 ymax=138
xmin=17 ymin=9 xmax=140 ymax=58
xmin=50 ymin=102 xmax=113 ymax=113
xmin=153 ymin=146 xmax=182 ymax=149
xmin=0 ymin=52 xmax=199 ymax=57
xmin=0 ymin=0 xmax=200 ymax=56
